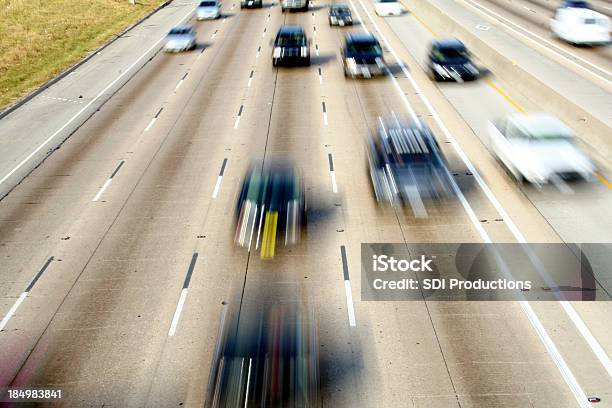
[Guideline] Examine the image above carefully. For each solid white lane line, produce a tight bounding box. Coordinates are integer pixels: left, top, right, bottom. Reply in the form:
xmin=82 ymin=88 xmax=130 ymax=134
xmin=0 ymin=7 xmax=195 ymax=189
xmin=560 ymin=301 xmax=612 ymax=379
xmin=212 ymin=176 xmax=223 ymax=198
xmin=351 ymin=0 xmax=594 ymax=403
xmin=462 ymin=0 xmax=612 ymax=86
xmin=168 ymin=288 xmax=188 ymax=336
xmin=144 ymin=117 xmax=157 ymax=132
xmin=0 ymin=292 xmax=28 ymax=332
xmin=92 ymin=178 xmax=112 ymax=202
xmin=244 ymin=358 xmax=253 ymax=407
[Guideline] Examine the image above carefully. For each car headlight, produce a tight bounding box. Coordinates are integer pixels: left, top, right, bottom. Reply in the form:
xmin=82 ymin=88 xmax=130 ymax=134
xmin=346 ymin=57 xmax=357 ymax=70
xmin=273 ymin=47 xmax=282 ymax=58
xmin=330 ymin=16 xmax=337 ymax=21
xmin=301 ymin=46 xmax=308 ymax=57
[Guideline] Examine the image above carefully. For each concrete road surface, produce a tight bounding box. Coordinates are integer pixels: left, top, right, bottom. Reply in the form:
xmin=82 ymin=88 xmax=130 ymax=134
xmin=0 ymin=0 xmax=611 ymax=406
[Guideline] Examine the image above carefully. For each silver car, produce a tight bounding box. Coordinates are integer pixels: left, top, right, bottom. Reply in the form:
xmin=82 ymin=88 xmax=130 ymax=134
xmin=196 ymin=0 xmax=221 ymax=20
xmin=164 ymin=25 xmax=197 ymax=52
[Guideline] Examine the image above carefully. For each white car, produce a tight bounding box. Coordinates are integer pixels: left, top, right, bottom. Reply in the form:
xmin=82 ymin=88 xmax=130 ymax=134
xmin=374 ymin=0 xmax=404 ymax=16
xmin=196 ymin=0 xmax=221 ymax=20
xmin=164 ymin=25 xmax=197 ymax=52
xmin=489 ymin=113 xmax=595 ymax=185
xmin=551 ymin=7 xmax=611 ymax=45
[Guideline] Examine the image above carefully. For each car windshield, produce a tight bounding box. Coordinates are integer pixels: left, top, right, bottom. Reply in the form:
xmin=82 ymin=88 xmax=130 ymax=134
xmin=566 ymin=0 xmax=589 ymax=7
xmin=433 ymin=47 xmax=469 ymax=63
xmin=169 ymin=28 xmax=191 ymax=35
xmin=200 ymin=1 xmax=216 ymax=6
xmin=332 ymin=6 xmax=350 ymax=13
xmin=382 ymin=128 xmax=438 ymax=167
xmin=276 ymin=33 xmax=306 ymax=46
xmin=347 ymin=41 xmax=382 ymax=55
xmin=379 ymin=0 xmax=398 ymax=3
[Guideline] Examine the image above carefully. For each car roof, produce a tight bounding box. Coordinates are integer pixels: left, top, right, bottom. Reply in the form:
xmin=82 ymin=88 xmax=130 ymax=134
xmin=346 ymin=32 xmax=378 ymax=43
xmin=380 ymin=125 xmax=436 ymax=155
xmin=432 ymin=38 xmax=466 ymax=49
xmin=278 ymin=25 xmax=306 ymax=34
xmin=560 ymin=7 xmax=608 ymax=18
xmin=170 ymin=24 xmax=193 ymax=31
xmin=509 ymin=113 xmax=574 ymax=138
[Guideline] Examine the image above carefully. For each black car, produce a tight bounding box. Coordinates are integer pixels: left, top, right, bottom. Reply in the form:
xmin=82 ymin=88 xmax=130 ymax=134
xmin=561 ymin=0 xmax=590 ymax=7
xmin=342 ymin=33 xmax=386 ymax=78
xmin=427 ymin=39 xmax=479 ymax=82
xmin=329 ymin=4 xmax=353 ymax=26
xmin=241 ymin=0 xmax=262 ymax=8
xmin=272 ymin=26 xmax=311 ymax=66
xmin=367 ymin=117 xmax=454 ymax=216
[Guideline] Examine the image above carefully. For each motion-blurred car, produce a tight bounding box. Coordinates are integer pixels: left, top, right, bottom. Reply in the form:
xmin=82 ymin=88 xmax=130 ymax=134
xmin=561 ymin=0 xmax=590 ymax=8
xmin=342 ymin=33 xmax=386 ymax=78
xmin=281 ymin=0 xmax=309 ymax=12
xmin=164 ymin=25 xmax=197 ymax=52
xmin=489 ymin=113 xmax=595 ymax=185
xmin=241 ymin=0 xmax=262 ymax=9
xmin=234 ymin=161 xmax=306 ymax=259
xmin=374 ymin=0 xmax=404 ymax=16
xmin=427 ymin=39 xmax=479 ymax=82
xmin=551 ymin=7 xmax=611 ymax=45
xmin=272 ymin=26 xmax=311 ymax=66
xmin=329 ymin=4 xmax=353 ymax=26
xmin=196 ymin=0 xmax=221 ymax=19
xmin=368 ymin=116 xmax=454 ymax=216
xmin=205 ymin=302 xmax=320 ymax=407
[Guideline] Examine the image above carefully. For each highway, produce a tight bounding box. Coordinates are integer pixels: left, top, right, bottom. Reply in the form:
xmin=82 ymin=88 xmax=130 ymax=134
xmin=0 ymin=0 xmax=611 ymax=406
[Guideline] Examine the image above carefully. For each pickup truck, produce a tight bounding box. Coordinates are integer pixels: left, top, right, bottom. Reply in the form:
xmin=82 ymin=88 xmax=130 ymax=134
xmin=489 ymin=113 xmax=594 ymax=185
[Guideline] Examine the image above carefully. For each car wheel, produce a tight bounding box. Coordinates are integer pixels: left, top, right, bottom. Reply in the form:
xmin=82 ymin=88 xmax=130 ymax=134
xmin=304 ymin=57 xmax=311 ymax=66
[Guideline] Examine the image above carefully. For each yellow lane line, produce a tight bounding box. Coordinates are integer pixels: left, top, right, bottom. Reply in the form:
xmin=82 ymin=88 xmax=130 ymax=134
xmin=595 ymin=172 xmax=612 ymax=189
xmin=484 ymin=79 xmax=526 ymax=113
xmin=400 ymin=1 xmax=437 ymax=37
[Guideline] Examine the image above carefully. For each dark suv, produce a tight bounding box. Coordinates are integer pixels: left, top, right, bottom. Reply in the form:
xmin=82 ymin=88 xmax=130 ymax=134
xmin=342 ymin=33 xmax=386 ymax=78
xmin=427 ymin=39 xmax=479 ymax=82
xmin=329 ymin=4 xmax=353 ymax=26
xmin=272 ymin=26 xmax=311 ymax=66
xmin=367 ymin=117 xmax=454 ymax=215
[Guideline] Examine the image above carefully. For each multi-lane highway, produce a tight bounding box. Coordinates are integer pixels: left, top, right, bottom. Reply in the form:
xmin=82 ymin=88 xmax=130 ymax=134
xmin=0 ymin=0 xmax=611 ymax=406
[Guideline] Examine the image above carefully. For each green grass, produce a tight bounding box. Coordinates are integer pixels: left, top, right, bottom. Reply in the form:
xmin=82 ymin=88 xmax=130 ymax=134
xmin=0 ymin=0 xmax=161 ymax=110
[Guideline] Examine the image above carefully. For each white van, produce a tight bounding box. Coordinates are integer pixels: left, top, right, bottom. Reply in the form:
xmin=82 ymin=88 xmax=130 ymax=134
xmin=551 ymin=7 xmax=611 ymax=45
